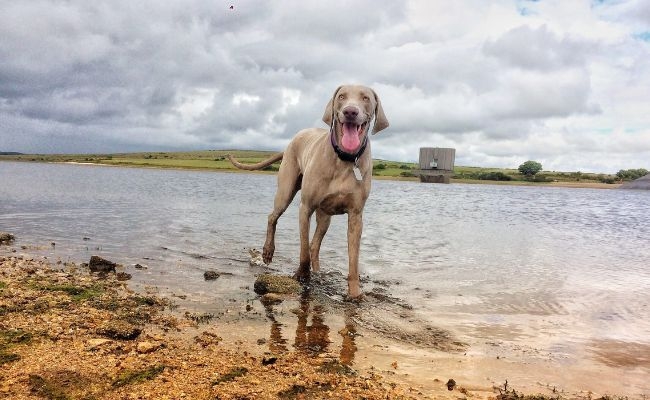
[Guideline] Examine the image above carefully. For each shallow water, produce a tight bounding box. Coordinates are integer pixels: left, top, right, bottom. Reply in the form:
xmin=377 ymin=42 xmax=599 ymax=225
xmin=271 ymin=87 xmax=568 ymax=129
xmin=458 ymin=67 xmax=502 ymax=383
xmin=1 ymin=161 xmax=649 ymax=395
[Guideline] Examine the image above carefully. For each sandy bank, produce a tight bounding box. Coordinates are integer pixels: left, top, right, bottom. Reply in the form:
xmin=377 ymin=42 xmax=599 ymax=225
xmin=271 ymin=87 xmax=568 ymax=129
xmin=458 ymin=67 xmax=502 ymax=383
xmin=1 ymin=254 xmax=429 ymax=399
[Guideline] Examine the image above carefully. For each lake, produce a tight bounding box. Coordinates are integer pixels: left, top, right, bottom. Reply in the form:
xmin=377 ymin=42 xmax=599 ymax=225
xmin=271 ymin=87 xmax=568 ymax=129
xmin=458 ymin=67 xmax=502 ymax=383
xmin=1 ymin=161 xmax=649 ymax=396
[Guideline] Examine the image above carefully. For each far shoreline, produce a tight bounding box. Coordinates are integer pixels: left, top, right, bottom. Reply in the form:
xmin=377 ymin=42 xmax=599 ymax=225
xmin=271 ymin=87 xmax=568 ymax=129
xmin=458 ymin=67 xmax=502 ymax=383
xmin=1 ymin=157 xmax=623 ymax=190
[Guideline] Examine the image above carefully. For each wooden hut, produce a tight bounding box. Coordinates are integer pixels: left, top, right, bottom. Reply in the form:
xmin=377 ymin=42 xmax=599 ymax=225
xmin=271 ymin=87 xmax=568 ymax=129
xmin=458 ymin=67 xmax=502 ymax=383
xmin=415 ymin=147 xmax=455 ymax=183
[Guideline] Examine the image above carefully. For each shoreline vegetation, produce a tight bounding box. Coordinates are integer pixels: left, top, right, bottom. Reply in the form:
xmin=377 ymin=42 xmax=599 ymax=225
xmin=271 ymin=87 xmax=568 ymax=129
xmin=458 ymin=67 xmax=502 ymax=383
xmin=0 ymin=150 xmax=624 ymax=189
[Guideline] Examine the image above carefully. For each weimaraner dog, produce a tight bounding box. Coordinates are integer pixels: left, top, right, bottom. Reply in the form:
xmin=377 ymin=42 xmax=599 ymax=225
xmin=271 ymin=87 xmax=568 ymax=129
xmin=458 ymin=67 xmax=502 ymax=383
xmin=228 ymin=85 xmax=389 ymax=299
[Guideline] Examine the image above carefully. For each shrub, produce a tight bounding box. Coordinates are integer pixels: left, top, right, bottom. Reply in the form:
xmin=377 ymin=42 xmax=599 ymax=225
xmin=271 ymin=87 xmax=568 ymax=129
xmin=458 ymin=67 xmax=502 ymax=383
xmin=477 ymin=172 xmax=512 ymax=181
xmin=399 ymin=171 xmax=415 ymax=177
xmin=616 ymin=168 xmax=648 ymax=181
xmin=375 ymin=163 xmax=386 ymax=170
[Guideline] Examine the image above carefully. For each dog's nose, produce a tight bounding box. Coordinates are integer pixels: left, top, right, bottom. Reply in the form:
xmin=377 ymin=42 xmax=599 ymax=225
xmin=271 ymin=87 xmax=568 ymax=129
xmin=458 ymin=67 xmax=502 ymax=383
xmin=342 ymin=106 xmax=359 ymax=120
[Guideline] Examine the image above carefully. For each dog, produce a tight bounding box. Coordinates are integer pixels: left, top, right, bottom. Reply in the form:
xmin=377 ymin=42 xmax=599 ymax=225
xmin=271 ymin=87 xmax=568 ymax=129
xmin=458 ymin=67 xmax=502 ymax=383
xmin=228 ymin=85 xmax=389 ymax=299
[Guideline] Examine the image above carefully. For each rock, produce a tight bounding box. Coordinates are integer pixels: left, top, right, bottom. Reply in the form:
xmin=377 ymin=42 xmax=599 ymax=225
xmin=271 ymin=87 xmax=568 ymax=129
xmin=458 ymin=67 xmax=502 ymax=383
xmin=446 ymin=379 xmax=456 ymax=391
xmin=88 ymin=256 xmax=117 ymax=273
xmin=86 ymin=338 xmax=113 ymax=350
xmin=116 ymin=272 xmax=132 ymax=281
xmin=253 ymin=274 xmax=301 ymax=295
xmin=194 ymin=331 xmax=222 ymax=348
xmin=262 ymin=355 xmax=278 ymax=365
xmin=137 ymin=341 xmax=161 ymax=354
xmin=0 ymin=232 xmax=15 ymax=245
xmin=97 ymin=321 xmax=142 ymax=340
xmin=203 ymin=270 xmax=220 ymax=281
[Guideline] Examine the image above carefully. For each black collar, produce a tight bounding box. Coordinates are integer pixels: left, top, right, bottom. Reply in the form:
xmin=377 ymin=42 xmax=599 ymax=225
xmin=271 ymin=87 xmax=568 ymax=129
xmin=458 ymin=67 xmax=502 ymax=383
xmin=330 ymin=124 xmax=368 ymax=163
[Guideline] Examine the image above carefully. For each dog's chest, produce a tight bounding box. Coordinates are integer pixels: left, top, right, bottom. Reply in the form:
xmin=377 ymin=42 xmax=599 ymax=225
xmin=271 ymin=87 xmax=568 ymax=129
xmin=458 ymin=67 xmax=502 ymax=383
xmin=315 ymin=177 xmax=369 ymax=215
xmin=319 ymin=192 xmax=354 ymax=215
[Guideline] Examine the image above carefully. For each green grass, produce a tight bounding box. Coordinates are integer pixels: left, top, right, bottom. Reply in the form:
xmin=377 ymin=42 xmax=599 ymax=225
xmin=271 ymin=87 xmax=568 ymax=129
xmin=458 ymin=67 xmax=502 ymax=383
xmin=212 ymin=366 xmax=249 ymax=385
xmin=112 ymin=365 xmax=166 ymax=388
xmin=0 ymin=149 xmax=621 ymax=185
xmin=37 ymin=283 xmax=104 ymax=302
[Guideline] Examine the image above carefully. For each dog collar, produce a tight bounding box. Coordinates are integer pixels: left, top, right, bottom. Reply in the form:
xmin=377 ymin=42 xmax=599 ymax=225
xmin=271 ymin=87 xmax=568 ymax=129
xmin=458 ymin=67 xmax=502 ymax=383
xmin=329 ymin=124 xmax=369 ymax=163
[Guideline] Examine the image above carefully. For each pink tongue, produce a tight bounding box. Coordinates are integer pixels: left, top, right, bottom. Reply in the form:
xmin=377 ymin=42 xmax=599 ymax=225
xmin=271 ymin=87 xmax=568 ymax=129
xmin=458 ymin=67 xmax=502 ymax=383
xmin=341 ymin=124 xmax=360 ymax=152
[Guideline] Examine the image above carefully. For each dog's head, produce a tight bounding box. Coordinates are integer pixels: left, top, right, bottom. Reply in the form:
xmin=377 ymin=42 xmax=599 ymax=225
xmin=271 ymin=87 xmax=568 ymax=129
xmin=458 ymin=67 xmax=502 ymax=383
xmin=322 ymin=85 xmax=389 ymax=154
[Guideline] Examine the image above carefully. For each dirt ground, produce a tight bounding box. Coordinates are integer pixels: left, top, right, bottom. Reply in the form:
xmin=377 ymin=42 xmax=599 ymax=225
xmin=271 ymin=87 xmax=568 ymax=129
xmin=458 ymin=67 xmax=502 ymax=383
xmin=1 ymin=246 xmax=640 ymax=400
xmin=0 ymin=253 xmax=437 ymax=399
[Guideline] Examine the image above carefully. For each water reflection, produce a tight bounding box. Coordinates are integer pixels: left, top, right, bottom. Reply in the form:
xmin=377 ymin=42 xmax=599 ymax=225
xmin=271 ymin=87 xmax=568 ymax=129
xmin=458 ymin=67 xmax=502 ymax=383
xmin=259 ymin=293 xmax=359 ymax=366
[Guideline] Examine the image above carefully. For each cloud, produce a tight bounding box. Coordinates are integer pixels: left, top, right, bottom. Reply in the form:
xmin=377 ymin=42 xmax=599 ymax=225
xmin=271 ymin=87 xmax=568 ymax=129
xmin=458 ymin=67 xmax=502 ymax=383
xmin=0 ymin=0 xmax=649 ymax=173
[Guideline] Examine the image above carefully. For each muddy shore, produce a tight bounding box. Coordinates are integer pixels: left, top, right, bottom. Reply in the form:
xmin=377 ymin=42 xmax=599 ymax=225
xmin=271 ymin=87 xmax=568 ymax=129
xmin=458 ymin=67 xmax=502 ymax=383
xmin=1 ymin=252 xmax=434 ymax=399
xmin=1 ymin=241 xmax=642 ymax=400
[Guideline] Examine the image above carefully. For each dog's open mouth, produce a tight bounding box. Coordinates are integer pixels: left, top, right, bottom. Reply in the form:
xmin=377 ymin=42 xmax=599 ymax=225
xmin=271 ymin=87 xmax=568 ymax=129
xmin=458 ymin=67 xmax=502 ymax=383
xmin=340 ymin=122 xmax=367 ymax=152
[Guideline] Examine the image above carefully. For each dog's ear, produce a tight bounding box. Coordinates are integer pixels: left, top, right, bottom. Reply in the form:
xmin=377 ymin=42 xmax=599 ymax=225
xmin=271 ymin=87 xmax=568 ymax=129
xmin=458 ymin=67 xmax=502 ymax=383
xmin=372 ymin=90 xmax=389 ymax=134
xmin=322 ymin=86 xmax=342 ymax=126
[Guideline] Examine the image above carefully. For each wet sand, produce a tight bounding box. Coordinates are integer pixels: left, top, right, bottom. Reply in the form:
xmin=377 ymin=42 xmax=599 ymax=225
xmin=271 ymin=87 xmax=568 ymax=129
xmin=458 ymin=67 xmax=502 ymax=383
xmin=1 ymin=244 xmax=647 ymax=399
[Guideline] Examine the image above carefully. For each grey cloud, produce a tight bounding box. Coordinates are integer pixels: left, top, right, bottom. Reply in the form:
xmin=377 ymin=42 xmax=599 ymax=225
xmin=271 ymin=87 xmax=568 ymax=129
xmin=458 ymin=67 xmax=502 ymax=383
xmin=0 ymin=0 xmax=648 ymax=173
xmin=483 ymin=25 xmax=591 ymax=71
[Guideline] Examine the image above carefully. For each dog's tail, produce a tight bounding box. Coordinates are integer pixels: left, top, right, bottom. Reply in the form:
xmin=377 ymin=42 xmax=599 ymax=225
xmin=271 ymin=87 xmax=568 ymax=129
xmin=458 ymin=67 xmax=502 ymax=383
xmin=227 ymin=152 xmax=284 ymax=171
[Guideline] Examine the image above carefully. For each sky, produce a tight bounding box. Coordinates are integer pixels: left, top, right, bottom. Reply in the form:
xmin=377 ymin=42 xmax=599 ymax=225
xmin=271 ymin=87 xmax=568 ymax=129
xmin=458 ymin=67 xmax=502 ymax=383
xmin=1 ymin=0 xmax=649 ymax=173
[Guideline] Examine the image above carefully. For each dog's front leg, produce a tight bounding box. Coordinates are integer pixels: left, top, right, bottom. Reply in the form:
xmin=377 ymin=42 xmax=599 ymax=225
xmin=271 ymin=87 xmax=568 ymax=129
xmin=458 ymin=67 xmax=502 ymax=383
xmin=295 ymin=202 xmax=314 ymax=282
xmin=346 ymin=210 xmax=363 ymax=299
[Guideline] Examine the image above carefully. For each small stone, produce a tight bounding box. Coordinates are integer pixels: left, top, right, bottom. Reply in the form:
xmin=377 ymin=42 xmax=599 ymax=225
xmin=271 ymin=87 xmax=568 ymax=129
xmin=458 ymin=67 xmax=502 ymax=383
xmin=204 ymin=270 xmax=220 ymax=281
xmin=88 ymin=255 xmax=117 ymax=273
xmin=97 ymin=320 xmax=142 ymax=340
xmin=116 ymin=272 xmax=132 ymax=281
xmin=87 ymin=338 xmax=113 ymax=350
xmin=137 ymin=341 xmax=161 ymax=354
xmin=262 ymin=355 xmax=278 ymax=365
xmin=446 ymin=379 xmax=456 ymax=391
xmin=0 ymin=232 xmax=15 ymax=244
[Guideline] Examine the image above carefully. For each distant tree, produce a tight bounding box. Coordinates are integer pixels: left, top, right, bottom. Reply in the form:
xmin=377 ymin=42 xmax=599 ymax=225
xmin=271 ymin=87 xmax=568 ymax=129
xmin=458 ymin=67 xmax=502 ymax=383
xmin=518 ymin=160 xmax=543 ymax=177
xmin=616 ymin=168 xmax=648 ymax=181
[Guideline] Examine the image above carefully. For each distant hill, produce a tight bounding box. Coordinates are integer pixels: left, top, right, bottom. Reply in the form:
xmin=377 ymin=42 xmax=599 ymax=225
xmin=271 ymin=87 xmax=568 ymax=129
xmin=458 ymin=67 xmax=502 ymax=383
xmin=0 ymin=152 xmax=23 ymax=155
xmin=619 ymin=174 xmax=650 ymax=190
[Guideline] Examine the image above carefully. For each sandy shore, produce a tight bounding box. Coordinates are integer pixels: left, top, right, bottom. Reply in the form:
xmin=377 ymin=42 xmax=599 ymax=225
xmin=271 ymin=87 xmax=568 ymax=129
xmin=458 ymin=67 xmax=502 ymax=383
xmin=1 ymin=253 xmax=434 ymax=399
xmin=2 ymin=240 xmax=645 ymax=400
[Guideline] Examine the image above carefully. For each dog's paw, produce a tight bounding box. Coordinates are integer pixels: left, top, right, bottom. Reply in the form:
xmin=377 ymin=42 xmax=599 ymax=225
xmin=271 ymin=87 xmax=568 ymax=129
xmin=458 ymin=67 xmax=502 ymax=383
xmin=344 ymin=293 xmax=365 ymax=303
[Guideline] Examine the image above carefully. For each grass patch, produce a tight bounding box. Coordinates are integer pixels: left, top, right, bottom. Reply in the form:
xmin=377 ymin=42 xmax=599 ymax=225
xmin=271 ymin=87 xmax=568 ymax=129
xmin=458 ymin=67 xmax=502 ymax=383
xmin=212 ymin=367 xmax=248 ymax=385
xmin=28 ymin=374 xmax=70 ymax=400
xmin=0 ymin=328 xmax=33 ymax=346
xmin=0 ymin=281 xmax=7 ymax=290
xmin=318 ymin=359 xmax=356 ymax=376
xmin=0 ymin=351 xmax=20 ymax=365
xmin=39 ymin=283 xmax=104 ymax=302
xmin=0 ymin=328 xmax=33 ymax=365
xmin=112 ymin=365 xmax=166 ymax=388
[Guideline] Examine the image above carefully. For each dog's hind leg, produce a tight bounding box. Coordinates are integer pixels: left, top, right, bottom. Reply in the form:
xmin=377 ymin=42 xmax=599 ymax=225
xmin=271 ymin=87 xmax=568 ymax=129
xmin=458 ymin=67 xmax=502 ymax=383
xmin=310 ymin=209 xmax=331 ymax=272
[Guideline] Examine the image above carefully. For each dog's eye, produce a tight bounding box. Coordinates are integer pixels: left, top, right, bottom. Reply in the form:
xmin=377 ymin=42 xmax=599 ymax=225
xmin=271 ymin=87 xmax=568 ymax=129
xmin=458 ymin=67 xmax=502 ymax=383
xmin=338 ymin=94 xmax=345 ymax=100
xmin=363 ymin=96 xmax=370 ymax=102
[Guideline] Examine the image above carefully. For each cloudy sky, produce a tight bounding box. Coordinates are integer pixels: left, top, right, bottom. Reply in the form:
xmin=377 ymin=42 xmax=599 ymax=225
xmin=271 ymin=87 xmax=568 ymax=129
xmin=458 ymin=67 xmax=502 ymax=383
xmin=1 ymin=0 xmax=649 ymax=173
